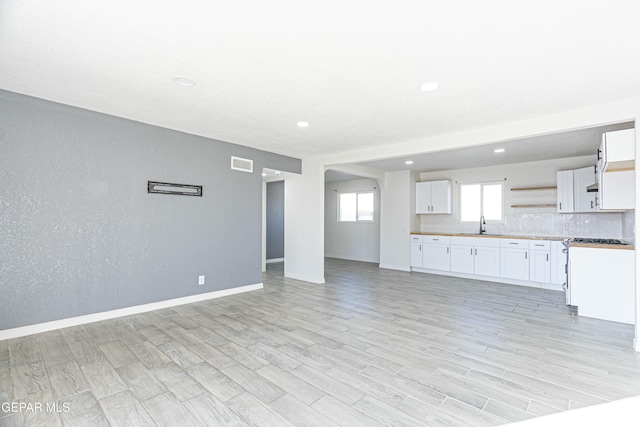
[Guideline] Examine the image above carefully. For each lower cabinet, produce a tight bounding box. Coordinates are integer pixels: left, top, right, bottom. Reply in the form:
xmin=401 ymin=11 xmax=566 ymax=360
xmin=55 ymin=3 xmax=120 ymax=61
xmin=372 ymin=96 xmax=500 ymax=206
xmin=450 ymin=237 xmax=500 ymax=276
xmin=529 ymin=240 xmax=551 ymax=283
xmin=500 ymin=239 xmax=529 ymax=280
xmin=411 ymin=234 xmax=561 ymax=289
xmin=450 ymin=245 xmax=474 ymax=274
xmin=550 ymin=241 xmax=567 ymax=286
xmin=410 ymin=235 xmax=423 ymax=268
xmin=422 ymin=236 xmax=451 ymax=271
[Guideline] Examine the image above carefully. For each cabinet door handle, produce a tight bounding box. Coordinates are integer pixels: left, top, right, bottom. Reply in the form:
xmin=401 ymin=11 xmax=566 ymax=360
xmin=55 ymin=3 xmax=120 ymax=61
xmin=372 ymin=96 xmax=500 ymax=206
xmin=419 ymin=244 xmax=422 ymax=251
xmin=591 ymin=200 xmax=594 ymax=209
xmin=597 ymin=148 xmax=602 ymax=161
xmin=546 ymin=253 xmax=549 ymax=261
xmin=470 ymin=248 xmax=473 ymax=255
xmin=509 ymin=242 xmax=518 ymax=245
xmin=535 ymin=244 xmax=544 ymax=247
xmin=525 ymin=252 xmax=528 ymax=260
xmin=475 ymin=249 xmax=477 ymax=255
xmin=433 ymin=238 xmax=439 ymax=241
xmin=559 ymin=202 xmax=562 ymax=210
xmin=447 ymin=247 xmax=449 ymax=254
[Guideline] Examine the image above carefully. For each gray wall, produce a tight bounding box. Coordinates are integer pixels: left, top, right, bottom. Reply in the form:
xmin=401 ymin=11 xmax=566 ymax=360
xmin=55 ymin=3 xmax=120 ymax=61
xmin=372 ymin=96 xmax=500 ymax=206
xmin=0 ymin=90 xmax=301 ymax=330
xmin=324 ymin=178 xmax=381 ymax=263
xmin=266 ymin=181 xmax=285 ymax=260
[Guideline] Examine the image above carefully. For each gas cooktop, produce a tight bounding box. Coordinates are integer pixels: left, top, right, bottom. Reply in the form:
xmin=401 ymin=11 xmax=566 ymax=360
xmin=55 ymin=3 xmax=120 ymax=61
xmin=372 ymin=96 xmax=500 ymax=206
xmin=569 ymin=238 xmax=627 ymax=245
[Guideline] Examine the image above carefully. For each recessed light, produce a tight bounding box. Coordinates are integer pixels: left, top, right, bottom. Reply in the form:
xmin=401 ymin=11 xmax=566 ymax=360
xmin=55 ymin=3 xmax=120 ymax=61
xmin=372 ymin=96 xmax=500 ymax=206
xmin=494 ymin=148 xmax=505 ymax=153
xmin=297 ymin=121 xmax=309 ymax=128
xmin=262 ymin=173 xmax=267 ymax=177
xmin=174 ymin=76 xmax=196 ymax=87
xmin=420 ymin=81 xmax=439 ymax=92
xmin=405 ymin=160 xmax=414 ymax=165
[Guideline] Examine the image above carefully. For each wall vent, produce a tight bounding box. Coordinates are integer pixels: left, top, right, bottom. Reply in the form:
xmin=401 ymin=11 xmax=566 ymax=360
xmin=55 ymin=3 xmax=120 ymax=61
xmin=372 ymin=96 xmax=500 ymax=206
xmin=231 ymin=156 xmax=253 ymax=173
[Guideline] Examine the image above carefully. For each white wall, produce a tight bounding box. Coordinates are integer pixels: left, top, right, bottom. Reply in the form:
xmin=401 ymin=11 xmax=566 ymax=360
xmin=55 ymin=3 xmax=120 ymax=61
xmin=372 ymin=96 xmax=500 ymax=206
xmin=284 ymin=159 xmax=325 ymax=284
xmin=417 ymin=156 xmax=629 ymax=239
xmin=324 ymin=178 xmax=380 ymax=263
xmin=379 ymin=170 xmax=412 ymax=271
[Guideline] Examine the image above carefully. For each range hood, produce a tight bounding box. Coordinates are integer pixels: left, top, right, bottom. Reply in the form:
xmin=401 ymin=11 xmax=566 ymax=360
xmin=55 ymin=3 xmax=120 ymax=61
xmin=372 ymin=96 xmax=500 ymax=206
xmin=586 ymin=182 xmax=599 ymax=193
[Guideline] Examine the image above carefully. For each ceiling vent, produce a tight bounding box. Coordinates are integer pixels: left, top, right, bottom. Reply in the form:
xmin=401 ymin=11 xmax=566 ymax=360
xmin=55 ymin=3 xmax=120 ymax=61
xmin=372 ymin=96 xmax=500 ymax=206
xmin=231 ymin=156 xmax=253 ymax=173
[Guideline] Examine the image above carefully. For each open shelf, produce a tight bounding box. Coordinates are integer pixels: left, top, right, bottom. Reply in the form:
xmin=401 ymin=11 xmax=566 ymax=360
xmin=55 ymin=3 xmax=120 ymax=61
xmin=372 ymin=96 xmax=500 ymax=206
xmin=510 ymin=186 xmax=557 ymax=191
xmin=510 ymin=204 xmax=557 ymax=208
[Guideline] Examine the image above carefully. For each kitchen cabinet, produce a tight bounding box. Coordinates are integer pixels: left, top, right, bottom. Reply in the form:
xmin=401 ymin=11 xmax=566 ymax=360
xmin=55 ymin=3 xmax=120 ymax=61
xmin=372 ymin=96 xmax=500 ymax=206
xmin=573 ymin=166 xmax=597 ymax=212
xmin=422 ymin=236 xmax=451 ymax=271
xmin=416 ymin=180 xmax=452 ymax=214
xmin=410 ymin=235 xmax=423 ymax=268
xmin=598 ymin=170 xmax=635 ymax=210
xmin=598 ymin=129 xmax=635 ymax=210
xmin=450 ymin=237 xmax=500 ymax=277
xmin=529 ymin=240 xmax=551 ymax=283
xmin=569 ymin=246 xmax=634 ymax=324
xmin=599 ymin=128 xmax=635 ymax=169
xmin=556 ymin=170 xmax=574 ymax=213
xmin=500 ymin=239 xmax=529 ymax=280
xmin=550 ymin=241 xmax=567 ymax=286
xmin=450 ymin=244 xmax=474 ymax=274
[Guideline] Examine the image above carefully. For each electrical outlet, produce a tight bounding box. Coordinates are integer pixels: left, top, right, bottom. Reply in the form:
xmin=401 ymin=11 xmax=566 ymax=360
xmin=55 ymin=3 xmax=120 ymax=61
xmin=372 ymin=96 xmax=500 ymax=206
xmin=562 ymin=223 xmax=568 ymax=230
xmin=198 ymin=275 xmax=205 ymax=285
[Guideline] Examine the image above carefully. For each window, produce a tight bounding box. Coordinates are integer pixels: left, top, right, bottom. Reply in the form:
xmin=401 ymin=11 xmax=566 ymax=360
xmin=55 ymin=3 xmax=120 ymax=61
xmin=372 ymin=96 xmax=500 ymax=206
xmin=459 ymin=182 xmax=503 ymax=222
xmin=339 ymin=192 xmax=374 ymax=222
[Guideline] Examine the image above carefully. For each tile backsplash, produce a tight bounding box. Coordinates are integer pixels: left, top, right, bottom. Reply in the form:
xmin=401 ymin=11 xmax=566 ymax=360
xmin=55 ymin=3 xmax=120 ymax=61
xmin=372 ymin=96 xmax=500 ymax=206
xmin=421 ymin=211 xmax=634 ymax=242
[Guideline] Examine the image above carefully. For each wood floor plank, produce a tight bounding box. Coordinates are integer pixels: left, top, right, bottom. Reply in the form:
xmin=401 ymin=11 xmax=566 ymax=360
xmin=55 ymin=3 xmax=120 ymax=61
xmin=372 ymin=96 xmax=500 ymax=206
xmin=246 ymin=342 xmax=302 ymax=371
xmin=290 ymin=364 xmax=364 ymax=406
xmin=142 ymin=392 xmax=203 ymax=427
xmin=186 ymin=363 xmax=244 ymax=402
xmin=47 ymin=360 xmax=90 ymax=400
xmin=225 ymin=392 xmax=296 ymax=427
xmin=116 ymin=361 xmax=166 ymax=401
xmin=11 ymin=359 xmax=54 ymax=401
xmin=127 ymin=340 xmax=172 ymax=369
xmin=218 ymin=342 xmax=270 ymax=371
xmin=151 ymin=362 xmax=206 ymax=401
xmin=256 ymin=364 xmax=325 ymax=405
xmin=157 ymin=341 xmax=204 ymax=369
xmin=59 ymin=390 xmax=109 ymax=427
xmin=270 ymin=394 xmax=341 ymax=427
xmin=80 ymin=360 xmax=127 ymax=400
xmin=438 ymin=397 xmax=508 ymax=426
xmin=98 ymin=340 xmax=138 ymax=369
xmin=221 ymin=363 xmax=285 ymax=404
xmin=310 ymin=395 xmax=383 ymax=427
xmin=99 ymin=390 xmax=155 ymax=427
xmin=183 ymin=392 xmax=250 ymax=427
xmin=353 ymin=394 xmax=427 ymax=427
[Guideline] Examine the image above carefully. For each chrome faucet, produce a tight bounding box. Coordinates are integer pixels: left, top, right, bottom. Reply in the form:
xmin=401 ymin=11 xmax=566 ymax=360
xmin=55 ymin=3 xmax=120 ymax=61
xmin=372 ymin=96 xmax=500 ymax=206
xmin=479 ymin=215 xmax=486 ymax=234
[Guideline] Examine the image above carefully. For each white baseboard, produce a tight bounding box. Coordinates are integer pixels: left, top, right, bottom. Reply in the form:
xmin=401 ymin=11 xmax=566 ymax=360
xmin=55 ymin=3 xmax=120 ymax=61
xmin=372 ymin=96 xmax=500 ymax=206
xmin=266 ymin=258 xmax=285 ymax=264
xmin=284 ymin=271 xmax=325 ymax=284
xmin=411 ymin=267 xmax=564 ymax=291
xmin=0 ymin=283 xmax=263 ymax=341
xmin=378 ymin=263 xmax=411 ymax=272
xmin=325 ymin=254 xmax=380 ymax=264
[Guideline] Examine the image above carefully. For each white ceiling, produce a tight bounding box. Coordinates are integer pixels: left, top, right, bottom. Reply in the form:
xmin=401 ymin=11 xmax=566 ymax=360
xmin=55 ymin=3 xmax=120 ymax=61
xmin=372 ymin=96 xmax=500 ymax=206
xmin=359 ymin=122 xmax=635 ymax=172
xmin=2 ymin=1 xmax=640 ymax=163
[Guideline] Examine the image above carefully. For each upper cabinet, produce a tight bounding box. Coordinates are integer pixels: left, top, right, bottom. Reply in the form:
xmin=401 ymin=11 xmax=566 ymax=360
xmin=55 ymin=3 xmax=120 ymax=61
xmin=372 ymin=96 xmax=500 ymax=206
xmin=573 ymin=166 xmax=597 ymax=212
xmin=598 ymin=129 xmax=635 ymax=210
xmin=599 ymin=129 xmax=635 ymax=171
xmin=416 ymin=180 xmax=452 ymax=214
xmin=556 ymin=170 xmax=574 ymax=213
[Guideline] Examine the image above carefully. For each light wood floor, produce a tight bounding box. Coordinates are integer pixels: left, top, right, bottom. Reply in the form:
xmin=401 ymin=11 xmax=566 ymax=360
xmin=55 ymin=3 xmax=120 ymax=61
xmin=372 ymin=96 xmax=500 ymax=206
xmin=2 ymin=258 xmax=640 ymax=426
